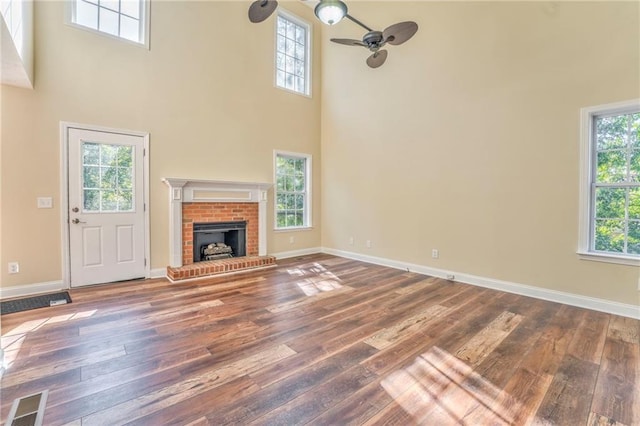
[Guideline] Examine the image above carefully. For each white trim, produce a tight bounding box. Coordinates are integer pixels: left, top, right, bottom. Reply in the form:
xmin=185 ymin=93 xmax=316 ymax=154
xmin=577 ymin=251 xmax=640 ymax=267
xmin=0 ymin=281 xmax=65 ymax=300
xmin=273 ymin=150 xmax=313 ymax=230
xmin=273 ymin=226 xmax=314 ymax=233
xmin=270 ymin=247 xmax=322 ymax=260
xmin=274 ymin=8 xmax=312 ymax=98
xmin=578 ymin=99 xmax=640 ymax=264
xmin=321 ymin=248 xmax=640 ymax=320
xmin=60 ymin=122 xmax=151 ymax=286
xmin=150 ymin=268 xmax=167 ymax=279
xmin=161 ymin=178 xmax=272 ymax=267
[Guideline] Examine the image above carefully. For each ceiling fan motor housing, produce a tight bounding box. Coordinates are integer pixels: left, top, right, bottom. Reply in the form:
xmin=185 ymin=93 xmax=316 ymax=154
xmin=363 ymin=31 xmax=384 ymax=49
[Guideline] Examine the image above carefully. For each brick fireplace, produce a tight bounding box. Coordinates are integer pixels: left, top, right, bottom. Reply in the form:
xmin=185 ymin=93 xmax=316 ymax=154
xmin=182 ymin=202 xmax=258 ymax=265
xmin=162 ymin=178 xmax=275 ymax=281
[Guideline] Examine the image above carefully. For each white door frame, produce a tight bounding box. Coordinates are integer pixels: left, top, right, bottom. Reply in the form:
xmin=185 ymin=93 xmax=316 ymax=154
xmin=60 ymin=122 xmax=151 ymax=287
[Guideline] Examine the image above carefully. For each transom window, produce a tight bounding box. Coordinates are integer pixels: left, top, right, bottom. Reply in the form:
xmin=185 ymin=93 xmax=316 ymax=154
xmin=275 ymin=10 xmax=311 ymax=96
xmin=579 ymin=100 xmax=640 ymax=265
xmin=68 ymin=0 xmax=149 ymax=46
xmin=275 ymin=151 xmax=312 ymax=229
xmin=82 ymin=142 xmax=135 ymax=212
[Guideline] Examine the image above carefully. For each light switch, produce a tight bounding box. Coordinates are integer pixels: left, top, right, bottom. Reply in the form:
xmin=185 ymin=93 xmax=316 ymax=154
xmin=37 ymin=197 xmax=53 ymax=208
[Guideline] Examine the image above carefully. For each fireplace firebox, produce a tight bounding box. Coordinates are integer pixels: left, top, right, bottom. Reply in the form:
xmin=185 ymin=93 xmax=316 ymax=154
xmin=192 ymin=221 xmax=247 ymax=263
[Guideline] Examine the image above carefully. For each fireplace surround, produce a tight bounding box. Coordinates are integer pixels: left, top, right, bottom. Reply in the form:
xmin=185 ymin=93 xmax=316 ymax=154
xmin=162 ymin=178 xmax=272 ymax=269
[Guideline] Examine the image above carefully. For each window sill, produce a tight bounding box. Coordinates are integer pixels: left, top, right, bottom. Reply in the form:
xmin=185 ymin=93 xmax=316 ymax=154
xmin=577 ymin=251 xmax=640 ymax=267
xmin=274 ymin=226 xmax=314 ymax=233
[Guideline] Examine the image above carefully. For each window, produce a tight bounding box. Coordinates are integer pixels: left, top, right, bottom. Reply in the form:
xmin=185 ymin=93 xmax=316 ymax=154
xmin=82 ymin=142 xmax=134 ymax=212
xmin=1 ymin=0 xmax=24 ymax=54
xmin=275 ymin=10 xmax=311 ymax=96
xmin=579 ymin=99 xmax=640 ymax=265
xmin=67 ymin=0 xmax=149 ymax=46
xmin=275 ymin=151 xmax=311 ymax=229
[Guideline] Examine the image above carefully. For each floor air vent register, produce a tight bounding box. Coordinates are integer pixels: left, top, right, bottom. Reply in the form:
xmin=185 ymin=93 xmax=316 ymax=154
xmin=5 ymin=390 xmax=48 ymax=426
xmin=0 ymin=292 xmax=72 ymax=315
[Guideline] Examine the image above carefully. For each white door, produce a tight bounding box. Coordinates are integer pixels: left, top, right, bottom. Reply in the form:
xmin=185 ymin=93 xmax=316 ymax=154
xmin=67 ymin=128 xmax=146 ymax=287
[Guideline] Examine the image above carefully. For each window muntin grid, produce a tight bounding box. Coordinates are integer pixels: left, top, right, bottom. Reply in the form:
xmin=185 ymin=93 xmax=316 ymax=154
xmin=275 ymin=154 xmax=308 ymax=228
xmin=82 ymin=142 xmax=135 ymax=212
xmin=71 ymin=0 xmax=145 ymax=44
xmin=276 ymin=13 xmax=309 ymax=95
xmin=592 ymin=111 xmax=640 ymax=255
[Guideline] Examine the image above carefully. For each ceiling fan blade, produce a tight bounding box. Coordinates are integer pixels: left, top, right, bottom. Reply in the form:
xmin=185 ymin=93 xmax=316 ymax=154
xmin=382 ymin=21 xmax=418 ymax=45
xmin=248 ymin=0 xmax=278 ymax=23
xmin=330 ymin=38 xmax=367 ymax=47
xmin=366 ymin=50 xmax=388 ymax=68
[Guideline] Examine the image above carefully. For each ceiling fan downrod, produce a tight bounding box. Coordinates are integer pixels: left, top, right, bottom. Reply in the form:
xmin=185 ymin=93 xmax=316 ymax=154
xmin=345 ymin=14 xmax=373 ymax=32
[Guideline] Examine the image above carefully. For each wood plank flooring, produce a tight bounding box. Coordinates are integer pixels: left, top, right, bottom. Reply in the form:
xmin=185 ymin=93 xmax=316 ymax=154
xmin=1 ymin=254 xmax=638 ymax=425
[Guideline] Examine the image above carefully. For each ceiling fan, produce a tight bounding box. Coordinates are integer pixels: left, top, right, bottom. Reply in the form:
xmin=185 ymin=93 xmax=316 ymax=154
xmin=248 ymin=0 xmax=418 ymax=68
xmin=331 ymin=18 xmax=418 ymax=68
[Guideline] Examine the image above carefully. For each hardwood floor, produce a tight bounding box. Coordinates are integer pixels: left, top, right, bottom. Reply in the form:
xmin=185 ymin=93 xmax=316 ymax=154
xmin=1 ymin=254 xmax=638 ymax=425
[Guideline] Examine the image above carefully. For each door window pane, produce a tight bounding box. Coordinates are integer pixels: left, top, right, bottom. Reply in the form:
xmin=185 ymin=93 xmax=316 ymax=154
xmin=82 ymin=142 xmax=135 ymax=212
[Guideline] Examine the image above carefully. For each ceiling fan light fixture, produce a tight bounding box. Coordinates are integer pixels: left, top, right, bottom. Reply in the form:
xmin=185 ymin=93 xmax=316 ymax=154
xmin=314 ymin=0 xmax=348 ymax=26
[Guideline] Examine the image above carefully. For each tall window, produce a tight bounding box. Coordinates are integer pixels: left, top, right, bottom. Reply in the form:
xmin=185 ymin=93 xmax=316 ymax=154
xmin=579 ymin=100 xmax=640 ymax=265
xmin=275 ymin=151 xmax=311 ymax=229
xmin=68 ymin=0 xmax=149 ymax=46
xmin=275 ymin=10 xmax=311 ymax=96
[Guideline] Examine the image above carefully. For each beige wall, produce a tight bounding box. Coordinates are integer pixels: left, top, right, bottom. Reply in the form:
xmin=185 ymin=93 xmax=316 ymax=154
xmin=320 ymin=2 xmax=640 ymax=306
xmin=2 ymin=1 xmax=639 ymax=309
xmin=1 ymin=1 xmax=322 ymax=288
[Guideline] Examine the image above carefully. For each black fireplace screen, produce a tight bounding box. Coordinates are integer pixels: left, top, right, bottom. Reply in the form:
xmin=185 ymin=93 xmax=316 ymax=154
xmin=193 ymin=221 xmax=247 ymax=262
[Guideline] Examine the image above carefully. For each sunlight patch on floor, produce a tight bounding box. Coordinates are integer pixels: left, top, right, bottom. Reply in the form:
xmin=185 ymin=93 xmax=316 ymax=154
xmin=1 ymin=309 xmax=97 ymax=372
xmin=296 ymin=278 xmax=342 ymax=296
xmin=287 ymin=263 xmax=343 ymax=297
xmin=381 ymin=346 xmax=524 ymax=425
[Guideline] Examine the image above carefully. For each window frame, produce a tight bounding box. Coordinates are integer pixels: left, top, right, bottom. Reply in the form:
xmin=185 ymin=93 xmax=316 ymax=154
xmin=274 ymin=8 xmax=312 ymax=97
xmin=65 ymin=0 xmax=151 ymax=49
xmin=578 ymin=98 xmax=640 ymax=266
xmin=273 ymin=150 xmax=312 ymax=231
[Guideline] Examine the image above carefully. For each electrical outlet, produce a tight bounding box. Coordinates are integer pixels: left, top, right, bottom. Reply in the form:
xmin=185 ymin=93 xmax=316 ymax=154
xmin=8 ymin=262 xmax=19 ymax=274
xmin=289 ymin=236 xmax=295 ymax=244
xmin=349 ymin=236 xmax=354 ymax=245
xmin=366 ymin=240 xmax=372 ymax=248
xmin=446 ymin=274 xmax=455 ymax=280
xmin=432 ymin=249 xmax=439 ymax=259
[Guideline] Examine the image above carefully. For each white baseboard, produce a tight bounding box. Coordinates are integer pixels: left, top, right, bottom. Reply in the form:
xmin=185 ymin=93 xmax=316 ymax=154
xmin=321 ymin=247 xmax=640 ymax=320
xmin=270 ymin=247 xmax=323 ymax=260
xmin=150 ymin=268 xmax=167 ymax=279
xmin=0 ymin=281 xmax=67 ymax=300
xmin=4 ymin=251 xmax=636 ymax=319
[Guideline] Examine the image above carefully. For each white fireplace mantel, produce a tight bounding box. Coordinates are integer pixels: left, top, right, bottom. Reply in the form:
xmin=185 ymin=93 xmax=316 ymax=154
xmin=162 ymin=178 xmax=272 ymax=267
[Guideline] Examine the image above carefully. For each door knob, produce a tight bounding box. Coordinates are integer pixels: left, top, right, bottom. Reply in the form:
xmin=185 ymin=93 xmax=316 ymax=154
xmin=72 ymin=207 xmax=79 ymax=212
xmin=71 ymin=218 xmax=86 ymax=224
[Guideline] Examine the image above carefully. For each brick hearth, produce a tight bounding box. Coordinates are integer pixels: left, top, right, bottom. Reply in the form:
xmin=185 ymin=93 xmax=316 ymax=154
xmin=167 ymin=255 xmax=276 ymax=281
